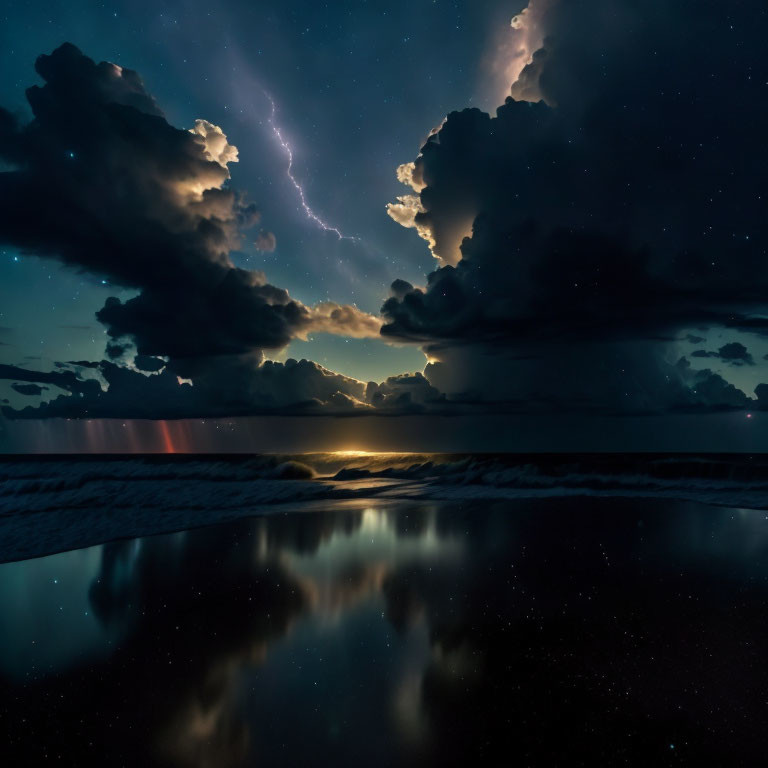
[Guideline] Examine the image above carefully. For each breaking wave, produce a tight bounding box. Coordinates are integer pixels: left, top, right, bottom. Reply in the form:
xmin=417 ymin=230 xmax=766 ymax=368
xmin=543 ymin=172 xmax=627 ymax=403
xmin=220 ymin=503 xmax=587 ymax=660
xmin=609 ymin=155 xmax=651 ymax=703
xmin=1 ymin=453 xmax=768 ymax=561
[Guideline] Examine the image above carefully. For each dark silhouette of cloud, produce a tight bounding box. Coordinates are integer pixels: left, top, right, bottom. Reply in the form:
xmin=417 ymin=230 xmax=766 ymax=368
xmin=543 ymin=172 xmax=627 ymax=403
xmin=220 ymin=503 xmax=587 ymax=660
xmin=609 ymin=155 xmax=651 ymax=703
xmin=133 ymin=354 xmax=166 ymax=373
xmin=10 ymin=383 xmax=48 ymax=396
xmin=366 ymin=372 xmax=444 ymax=409
xmin=384 ymin=0 xmax=768 ymax=413
xmin=0 ymin=44 xmax=384 ymax=419
xmin=0 ymin=358 xmax=375 ymax=419
xmin=690 ymin=342 xmax=754 ymax=366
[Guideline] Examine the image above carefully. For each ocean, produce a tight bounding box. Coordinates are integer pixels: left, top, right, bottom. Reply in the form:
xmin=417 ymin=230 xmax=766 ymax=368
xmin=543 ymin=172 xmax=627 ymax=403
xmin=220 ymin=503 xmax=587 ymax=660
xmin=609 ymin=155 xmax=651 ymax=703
xmin=1 ymin=453 xmax=768 ymax=765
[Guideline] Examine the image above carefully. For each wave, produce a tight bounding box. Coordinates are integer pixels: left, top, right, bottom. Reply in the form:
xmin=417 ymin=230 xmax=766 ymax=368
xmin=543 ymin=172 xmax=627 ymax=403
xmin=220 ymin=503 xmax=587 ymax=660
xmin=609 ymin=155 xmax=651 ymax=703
xmin=2 ymin=453 xmax=768 ymax=514
xmin=1 ymin=453 xmax=768 ymax=561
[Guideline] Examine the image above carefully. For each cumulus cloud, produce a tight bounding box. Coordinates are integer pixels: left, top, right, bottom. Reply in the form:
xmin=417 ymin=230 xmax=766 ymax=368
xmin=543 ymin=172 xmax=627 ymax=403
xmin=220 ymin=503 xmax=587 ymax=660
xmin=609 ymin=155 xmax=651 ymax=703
xmin=189 ymin=119 xmax=239 ymax=167
xmin=485 ymin=0 xmax=553 ymax=105
xmin=384 ymin=0 xmax=768 ymax=413
xmin=300 ymin=302 xmax=383 ymax=340
xmin=0 ymin=44 xmax=392 ymax=420
xmin=0 ymin=44 xmax=289 ymax=356
xmin=365 ymin=372 xmax=444 ymax=410
xmin=387 ymin=113 xmax=486 ymax=265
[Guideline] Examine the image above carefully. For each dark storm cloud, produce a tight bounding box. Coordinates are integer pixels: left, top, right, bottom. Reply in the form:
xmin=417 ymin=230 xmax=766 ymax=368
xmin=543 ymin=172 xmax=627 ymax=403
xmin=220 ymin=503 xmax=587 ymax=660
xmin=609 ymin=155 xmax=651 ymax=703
xmin=384 ymin=0 xmax=768 ymax=413
xmin=105 ymin=341 xmax=128 ymax=360
xmin=0 ymin=43 xmax=356 ymax=358
xmin=673 ymin=358 xmax=752 ymax=411
xmin=0 ymin=358 xmax=495 ymax=419
xmin=0 ymin=358 xmax=374 ymax=419
xmin=0 ymin=362 xmax=93 ymax=393
xmin=365 ymin=372 xmax=444 ymax=410
xmin=10 ymin=383 xmax=47 ymax=396
xmin=0 ymin=44 xmax=384 ymax=419
xmin=690 ymin=342 xmax=754 ymax=366
xmin=134 ymin=354 xmax=167 ymax=373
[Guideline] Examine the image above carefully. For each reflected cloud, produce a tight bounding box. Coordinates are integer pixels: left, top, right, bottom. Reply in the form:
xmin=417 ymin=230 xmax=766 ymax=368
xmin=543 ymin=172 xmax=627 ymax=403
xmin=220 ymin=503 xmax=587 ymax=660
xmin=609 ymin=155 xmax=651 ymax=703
xmin=3 ymin=498 xmax=768 ymax=765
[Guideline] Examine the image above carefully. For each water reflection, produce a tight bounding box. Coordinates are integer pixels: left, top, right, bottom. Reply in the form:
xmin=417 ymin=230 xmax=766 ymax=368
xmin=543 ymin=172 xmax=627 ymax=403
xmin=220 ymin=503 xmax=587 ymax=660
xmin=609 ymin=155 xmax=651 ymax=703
xmin=2 ymin=498 xmax=768 ymax=765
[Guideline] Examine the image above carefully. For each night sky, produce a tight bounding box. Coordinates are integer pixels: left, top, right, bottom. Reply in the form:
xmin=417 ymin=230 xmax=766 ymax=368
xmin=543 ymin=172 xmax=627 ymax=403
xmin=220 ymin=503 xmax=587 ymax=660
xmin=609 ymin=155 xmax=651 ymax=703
xmin=1 ymin=0 xmax=767 ymax=451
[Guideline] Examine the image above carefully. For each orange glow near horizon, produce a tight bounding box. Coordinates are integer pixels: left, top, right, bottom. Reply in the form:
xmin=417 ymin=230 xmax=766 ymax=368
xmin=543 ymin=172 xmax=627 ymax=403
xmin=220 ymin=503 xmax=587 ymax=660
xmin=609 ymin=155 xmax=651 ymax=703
xmin=331 ymin=450 xmax=411 ymax=457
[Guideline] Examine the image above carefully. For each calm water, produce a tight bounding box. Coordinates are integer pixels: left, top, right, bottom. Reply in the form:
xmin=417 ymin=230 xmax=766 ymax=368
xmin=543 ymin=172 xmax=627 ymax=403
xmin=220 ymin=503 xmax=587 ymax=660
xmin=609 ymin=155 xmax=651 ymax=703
xmin=2 ymin=497 xmax=768 ymax=765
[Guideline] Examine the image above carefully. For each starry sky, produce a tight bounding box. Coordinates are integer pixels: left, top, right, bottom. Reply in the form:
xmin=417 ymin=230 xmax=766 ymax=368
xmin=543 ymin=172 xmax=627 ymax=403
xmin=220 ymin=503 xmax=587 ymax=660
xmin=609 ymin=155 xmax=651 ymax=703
xmin=1 ymin=0 xmax=767 ymax=451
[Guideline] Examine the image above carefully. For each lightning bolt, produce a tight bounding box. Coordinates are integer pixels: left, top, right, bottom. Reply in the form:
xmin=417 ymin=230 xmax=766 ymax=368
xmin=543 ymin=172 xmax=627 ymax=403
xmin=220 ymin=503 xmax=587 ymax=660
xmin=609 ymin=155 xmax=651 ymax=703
xmin=263 ymin=91 xmax=359 ymax=242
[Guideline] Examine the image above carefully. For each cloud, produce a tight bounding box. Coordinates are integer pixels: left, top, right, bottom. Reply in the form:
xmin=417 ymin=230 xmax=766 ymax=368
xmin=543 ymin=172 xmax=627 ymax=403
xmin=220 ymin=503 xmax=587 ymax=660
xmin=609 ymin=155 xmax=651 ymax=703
xmin=383 ymin=0 xmax=768 ymax=413
xmin=10 ymin=383 xmax=48 ymax=396
xmin=189 ymin=119 xmax=239 ymax=167
xmin=480 ymin=0 xmax=554 ymax=108
xmin=365 ymin=372 xmax=444 ymax=410
xmin=0 ymin=44 xmax=287 ymax=357
xmin=0 ymin=44 xmax=379 ymax=362
xmin=690 ymin=342 xmax=754 ymax=366
xmin=0 ymin=357 xmax=461 ymax=420
xmin=300 ymin=302 xmax=383 ymax=340
xmin=673 ymin=358 xmax=753 ymax=411
xmin=0 ymin=362 xmax=94 ymax=393
xmin=253 ymin=229 xmax=277 ymax=252
xmin=0 ymin=358 xmax=372 ymax=419
xmin=0 ymin=44 xmax=388 ymax=419
xmin=134 ymin=354 xmax=167 ymax=373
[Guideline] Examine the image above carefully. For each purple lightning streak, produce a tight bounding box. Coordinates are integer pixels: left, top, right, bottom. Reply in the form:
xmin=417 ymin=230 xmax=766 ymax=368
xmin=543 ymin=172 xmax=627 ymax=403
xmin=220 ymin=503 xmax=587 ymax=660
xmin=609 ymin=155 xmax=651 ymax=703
xmin=263 ymin=91 xmax=360 ymax=242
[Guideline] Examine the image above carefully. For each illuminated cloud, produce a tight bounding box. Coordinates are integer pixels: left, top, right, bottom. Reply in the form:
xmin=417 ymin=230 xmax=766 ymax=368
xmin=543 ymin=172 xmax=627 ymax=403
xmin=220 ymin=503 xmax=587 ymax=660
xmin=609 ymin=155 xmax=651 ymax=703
xmin=386 ymin=194 xmax=437 ymax=255
xmin=484 ymin=0 xmax=553 ymax=106
xmin=387 ymin=112 xmax=485 ymax=266
xmin=387 ymin=119 xmax=476 ymax=266
xmin=301 ymin=302 xmax=383 ymax=340
xmin=396 ymin=161 xmax=425 ymax=193
xmin=506 ymin=0 xmax=553 ymax=103
xmin=189 ymin=118 xmax=239 ymax=168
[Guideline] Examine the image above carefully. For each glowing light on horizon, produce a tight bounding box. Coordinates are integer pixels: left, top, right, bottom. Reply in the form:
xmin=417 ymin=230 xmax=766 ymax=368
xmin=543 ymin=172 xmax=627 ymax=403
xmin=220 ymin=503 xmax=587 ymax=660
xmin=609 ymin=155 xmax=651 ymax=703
xmin=262 ymin=91 xmax=360 ymax=242
xmin=331 ymin=450 xmax=413 ymax=457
